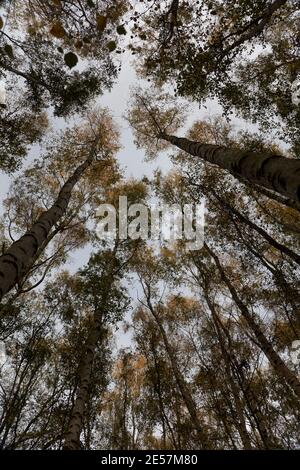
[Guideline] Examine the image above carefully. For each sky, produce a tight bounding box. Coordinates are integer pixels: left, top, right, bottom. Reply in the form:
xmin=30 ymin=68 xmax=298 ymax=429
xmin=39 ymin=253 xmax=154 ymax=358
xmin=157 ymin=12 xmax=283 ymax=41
xmin=0 ymin=49 xmax=262 ymax=349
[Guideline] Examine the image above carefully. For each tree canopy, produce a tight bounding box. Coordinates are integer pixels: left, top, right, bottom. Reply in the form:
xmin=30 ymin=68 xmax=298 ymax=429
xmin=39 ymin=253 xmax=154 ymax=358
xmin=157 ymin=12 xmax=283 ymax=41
xmin=0 ymin=0 xmax=299 ymax=453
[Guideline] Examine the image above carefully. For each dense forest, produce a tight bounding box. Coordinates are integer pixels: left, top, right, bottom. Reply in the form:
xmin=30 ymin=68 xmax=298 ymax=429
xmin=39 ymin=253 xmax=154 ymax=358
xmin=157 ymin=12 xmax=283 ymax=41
xmin=0 ymin=0 xmax=300 ymax=451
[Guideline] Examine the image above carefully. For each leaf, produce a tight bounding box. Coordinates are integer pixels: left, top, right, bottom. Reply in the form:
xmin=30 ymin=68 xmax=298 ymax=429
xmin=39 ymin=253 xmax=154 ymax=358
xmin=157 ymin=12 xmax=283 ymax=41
xmin=96 ymin=14 xmax=107 ymax=32
xmin=75 ymin=40 xmax=83 ymax=49
xmin=107 ymin=41 xmax=117 ymax=52
xmin=64 ymin=52 xmax=78 ymax=69
xmin=0 ymin=17 xmax=3 ymax=30
xmin=50 ymin=22 xmax=66 ymax=38
xmin=27 ymin=25 xmax=37 ymax=36
xmin=4 ymin=44 xmax=13 ymax=59
xmin=117 ymin=25 xmax=126 ymax=35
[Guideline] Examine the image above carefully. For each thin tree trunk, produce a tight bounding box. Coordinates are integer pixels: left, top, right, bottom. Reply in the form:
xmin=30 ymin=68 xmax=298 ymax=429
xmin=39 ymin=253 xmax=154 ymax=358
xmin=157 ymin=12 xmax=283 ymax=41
xmin=205 ymin=243 xmax=300 ymax=401
xmin=145 ymin=292 xmax=209 ymax=448
xmin=228 ymin=215 xmax=300 ymax=334
xmin=209 ymin=189 xmax=300 ymax=266
xmin=0 ymin=153 xmax=95 ymax=301
xmin=150 ymin=339 xmax=177 ymax=449
xmin=159 ymin=132 xmax=300 ymax=204
xmin=204 ymin=295 xmax=253 ymax=449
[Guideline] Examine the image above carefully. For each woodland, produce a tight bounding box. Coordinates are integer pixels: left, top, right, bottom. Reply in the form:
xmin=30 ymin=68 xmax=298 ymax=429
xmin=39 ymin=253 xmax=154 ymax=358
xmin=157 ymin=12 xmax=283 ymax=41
xmin=0 ymin=0 xmax=300 ymax=451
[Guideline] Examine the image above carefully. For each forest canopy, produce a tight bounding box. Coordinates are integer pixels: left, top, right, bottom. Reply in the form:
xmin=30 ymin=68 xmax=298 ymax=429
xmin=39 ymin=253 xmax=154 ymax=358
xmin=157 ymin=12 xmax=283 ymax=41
xmin=0 ymin=0 xmax=300 ymax=452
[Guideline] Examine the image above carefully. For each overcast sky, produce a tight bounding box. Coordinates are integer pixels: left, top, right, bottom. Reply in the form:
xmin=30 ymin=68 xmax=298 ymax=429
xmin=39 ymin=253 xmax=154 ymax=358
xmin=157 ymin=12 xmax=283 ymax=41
xmin=0 ymin=53 xmax=262 ymax=348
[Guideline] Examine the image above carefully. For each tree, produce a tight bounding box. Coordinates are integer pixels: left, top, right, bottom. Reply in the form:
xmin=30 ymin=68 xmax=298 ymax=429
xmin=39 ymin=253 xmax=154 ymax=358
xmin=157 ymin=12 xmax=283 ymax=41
xmin=0 ymin=109 xmax=120 ymax=301
xmin=0 ymin=1 xmax=126 ymax=117
xmin=128 ymin=94 xmax=300 ymax=206
xmin=152 ymin=150 xmax=300 ymax=408
xmin=0 ymin=86 xmax=48 ymax=172
xmin=134 ymin=249 xmax=210 ymax=449
xmin=132 ymin=0 xmax=298 ymax=150
xmin=63 ymin=180 xmax=147 ymax=449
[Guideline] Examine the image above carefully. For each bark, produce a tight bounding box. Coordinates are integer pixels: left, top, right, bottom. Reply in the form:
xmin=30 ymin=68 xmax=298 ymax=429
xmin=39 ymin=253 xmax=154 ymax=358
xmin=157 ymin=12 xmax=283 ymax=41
xmin=205 ymin=243 xmax=300 ymax=402
xmin=231 ymin=173 xmax=300 ymax=212
xmin=159 ymin=132 xmax=300 ymax=203
xmin=63 ymin=246 xmax=125 ymax=451
xmin=0 ymin=153 xmax=94 ymax=301
xmin=63 ymin=263 xmax=115 ymax=451
xmin=63 ymin=316 xmax=104 ymax=450
xmin=204 ymin=295 xmax=253 ymax=449
xmin=145 ymin=291 xmax=210 ymax=448
xmin=150 ymin=339 xmax=178 ymax=449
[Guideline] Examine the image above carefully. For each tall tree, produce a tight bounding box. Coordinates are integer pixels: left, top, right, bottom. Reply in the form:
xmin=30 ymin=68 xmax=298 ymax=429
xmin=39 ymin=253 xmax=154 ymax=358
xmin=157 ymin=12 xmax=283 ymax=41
xmin=128 ymin=94 xmax=300 ymax=205
xmin=0 ymin=109 xmax=120 ymax=301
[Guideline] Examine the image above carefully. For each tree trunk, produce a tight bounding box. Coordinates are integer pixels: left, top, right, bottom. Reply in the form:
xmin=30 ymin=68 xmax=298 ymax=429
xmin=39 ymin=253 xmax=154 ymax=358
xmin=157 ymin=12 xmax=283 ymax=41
xmin=159 ymin=132 xmax=300 ymax=204
xmin=205 ymin=243 xmax=300 ymax=402
xmin=209 ymin=188 xmax=300 ymax=266
xmin=146 ymin=294 xmax=209 ymax=448
xmin=205 ymin=295 xmax=253 ymax=449
xmin=63 ymin=316 xmax=104 ymax=450
xmin=231 ymin=173 xmax=300 ymax=212
xmin=0 ymin=154 xmax=94 ymax=301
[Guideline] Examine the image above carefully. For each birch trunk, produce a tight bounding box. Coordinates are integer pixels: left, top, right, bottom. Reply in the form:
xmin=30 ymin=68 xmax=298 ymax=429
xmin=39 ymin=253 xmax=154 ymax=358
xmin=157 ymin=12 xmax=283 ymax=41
xmin=63 ymin=316 xmax=104 ymax=450
xmin=159 ymin=132 xmax=300 ymax=204
xmin=146 ymin=296 xmax=209 ymax=448
xmin=0 ymin=154 xmax=94 ymax=301
xmin=205 ymin=243 xmax=300 ymax=401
